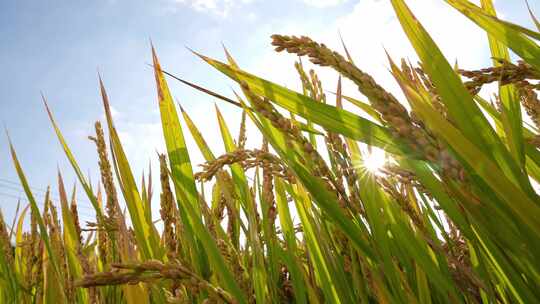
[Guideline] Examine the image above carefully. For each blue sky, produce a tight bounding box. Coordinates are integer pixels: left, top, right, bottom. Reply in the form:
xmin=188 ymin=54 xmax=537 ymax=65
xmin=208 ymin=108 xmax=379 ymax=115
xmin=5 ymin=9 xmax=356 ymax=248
xmin=0 ymin=0 xmax=537 ymax=224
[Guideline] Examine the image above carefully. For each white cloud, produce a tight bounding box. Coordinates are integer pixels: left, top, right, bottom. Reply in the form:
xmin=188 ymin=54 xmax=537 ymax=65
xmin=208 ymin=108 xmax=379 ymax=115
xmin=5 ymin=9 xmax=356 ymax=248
xmin=301 ymin=0 xmax=347 ymax=8
xmin=116 ymin=122 xmax=165 ymax=169
xmin=173 ymin=0 xmax=254 ymax=17
xmin=247 ymin=11 xmax=257 ymax=22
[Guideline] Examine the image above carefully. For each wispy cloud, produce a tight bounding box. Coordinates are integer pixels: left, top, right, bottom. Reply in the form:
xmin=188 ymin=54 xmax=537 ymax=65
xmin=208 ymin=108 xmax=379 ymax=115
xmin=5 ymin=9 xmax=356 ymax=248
xmin=173 ymin=0 xmax=254 ymax=17
xmin=301 ymin=0 xmax=347 ymax=8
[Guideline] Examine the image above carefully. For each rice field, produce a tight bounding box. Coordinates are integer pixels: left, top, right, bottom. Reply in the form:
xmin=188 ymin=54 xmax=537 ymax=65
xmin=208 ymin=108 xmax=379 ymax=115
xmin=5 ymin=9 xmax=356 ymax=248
xmin=2 ymin=0 xmax=540 ymax=303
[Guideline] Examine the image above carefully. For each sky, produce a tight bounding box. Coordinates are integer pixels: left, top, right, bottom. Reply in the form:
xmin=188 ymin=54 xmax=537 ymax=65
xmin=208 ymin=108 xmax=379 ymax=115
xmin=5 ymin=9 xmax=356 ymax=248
xmin=0 ymin=0 xmax=537 ymax=225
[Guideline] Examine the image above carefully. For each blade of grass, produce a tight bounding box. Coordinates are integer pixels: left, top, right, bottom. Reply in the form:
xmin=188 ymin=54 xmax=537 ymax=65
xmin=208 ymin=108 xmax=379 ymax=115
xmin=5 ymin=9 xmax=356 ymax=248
xmin=58 ymin=172 xmax=88 ymax=303
xmin=99 ymin=77 xmax=161 ymax=260
xmin=43 ymin=97 xmax=107 ymax=224
xmin=446 ymin=0 xmax=540 ymax=67
xmin=391 ymin=0 xmax=535 ymax=197
xmin=240 ymin=95 xmax=375 ymax=260
xmin=7 ymin=136 xmax=66 ymax=301
xmin=215 ymin=105 xmax=269 ymax=302
xmin=194 ymin=53 xmax=407 ymax=155
xmin=152 ymin=47 xmax=246 ymax=300
xmin=481 ymin=0 xmax=525 ymax=169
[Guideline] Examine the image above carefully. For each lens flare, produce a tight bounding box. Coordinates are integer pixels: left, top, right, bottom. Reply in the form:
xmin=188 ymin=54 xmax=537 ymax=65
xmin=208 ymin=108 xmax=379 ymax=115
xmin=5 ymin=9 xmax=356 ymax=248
xmin=362 ymin=149 xmax=386 ymax=174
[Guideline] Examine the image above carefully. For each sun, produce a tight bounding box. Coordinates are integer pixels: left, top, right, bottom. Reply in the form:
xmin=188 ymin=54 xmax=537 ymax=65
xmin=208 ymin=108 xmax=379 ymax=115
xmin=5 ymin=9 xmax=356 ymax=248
xmin=362 ymin=148 xmax=386 ymax=174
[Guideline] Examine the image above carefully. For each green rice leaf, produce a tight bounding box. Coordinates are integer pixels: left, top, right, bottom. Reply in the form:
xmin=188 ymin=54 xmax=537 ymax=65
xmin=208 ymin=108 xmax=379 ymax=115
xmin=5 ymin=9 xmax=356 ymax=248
xmin=446 ymin=0 xmax=540 ymax=67
xmin=99 ymin=77 xmax=161 ymax=260
xmin=8 ymin=136 xmax=66 ymax=301
xmin=196 ymin=53 xmax=407 ymax=155
xmin=391 ymin=0 xmax=534 ymax=196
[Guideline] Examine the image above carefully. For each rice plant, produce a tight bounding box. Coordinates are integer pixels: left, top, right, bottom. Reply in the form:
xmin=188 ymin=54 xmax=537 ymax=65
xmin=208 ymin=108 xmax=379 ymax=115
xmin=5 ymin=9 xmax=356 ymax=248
xmin=2 ymin=0 xmax=540 ymax=303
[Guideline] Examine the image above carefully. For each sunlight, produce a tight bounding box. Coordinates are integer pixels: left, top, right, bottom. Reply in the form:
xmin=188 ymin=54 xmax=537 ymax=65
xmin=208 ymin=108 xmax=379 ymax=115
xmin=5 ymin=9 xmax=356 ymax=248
xmin=362 ymin=149 xmax=386 ymax=174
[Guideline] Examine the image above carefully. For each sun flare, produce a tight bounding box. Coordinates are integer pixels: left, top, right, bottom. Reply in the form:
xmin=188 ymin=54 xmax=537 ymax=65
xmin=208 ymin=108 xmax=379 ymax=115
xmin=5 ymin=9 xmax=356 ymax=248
xmin=362 ymin=149 xmax=386 ymax=174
